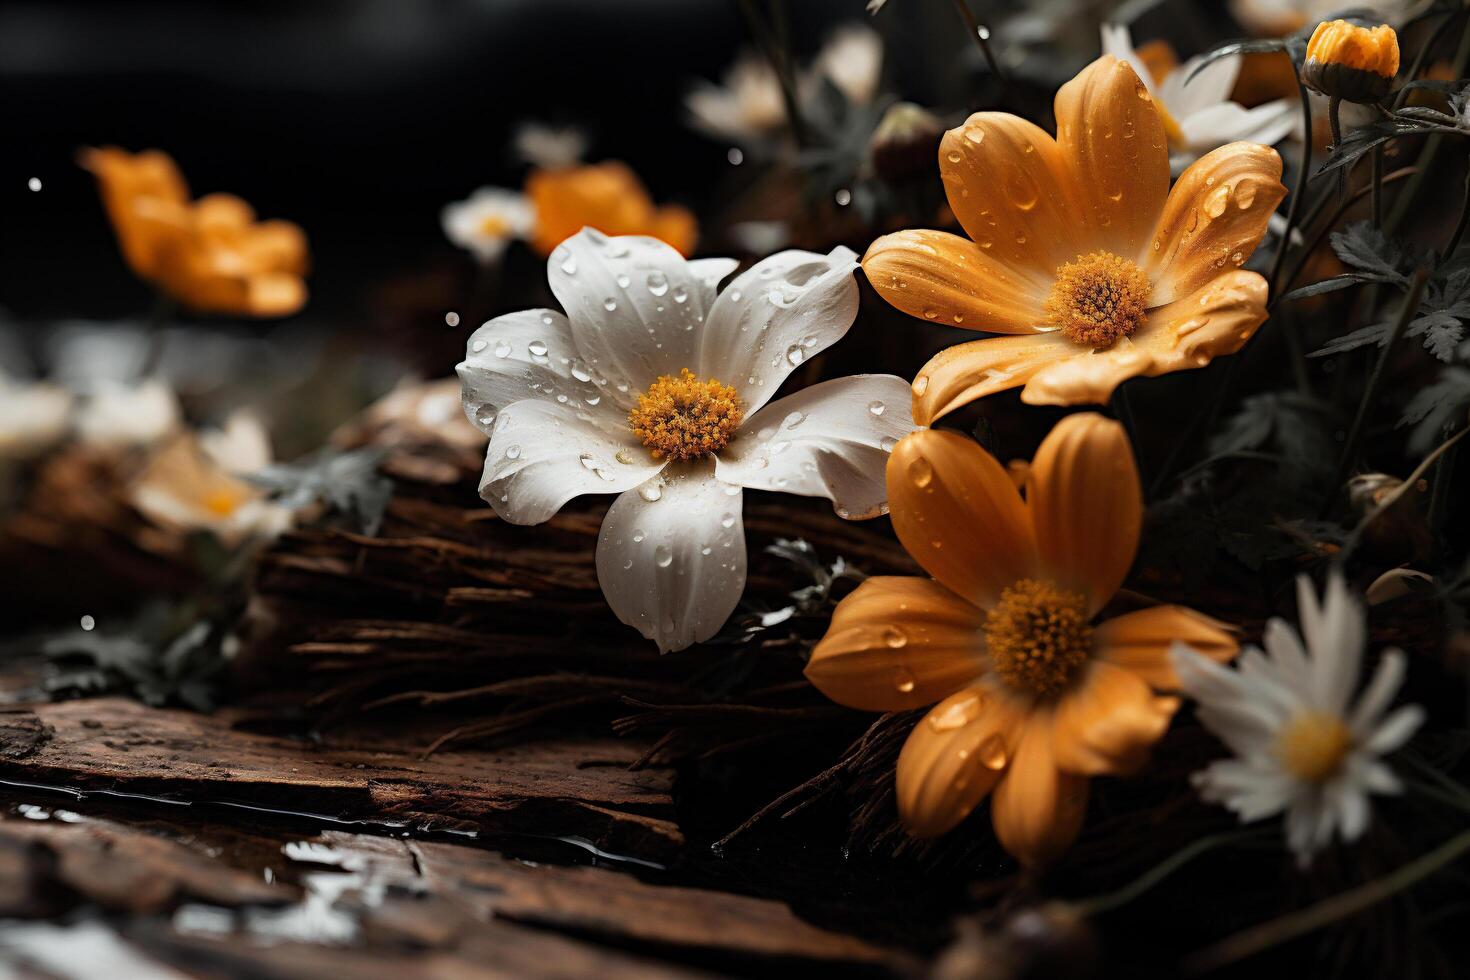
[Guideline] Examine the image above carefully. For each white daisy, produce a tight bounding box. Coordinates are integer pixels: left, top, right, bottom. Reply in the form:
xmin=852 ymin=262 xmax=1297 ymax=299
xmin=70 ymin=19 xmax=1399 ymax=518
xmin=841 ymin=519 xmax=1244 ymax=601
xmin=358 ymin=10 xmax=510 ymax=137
xmin=1102 ymin=24 xmax=1296 ymax=174
xmin=808 ymin=24 xmax=884 ymax=108
xmin=1170 ymin=573 xmax=1425 ymax=866
xmin=0 ymin=376 xmax=73 ymax=460
xmin=442 ymin=188 xmax=535 ymax=264
xmin=74 ymin=378 xmax=181 ymax=449
xmin=456 ymin=228 xmax=915 ymax=652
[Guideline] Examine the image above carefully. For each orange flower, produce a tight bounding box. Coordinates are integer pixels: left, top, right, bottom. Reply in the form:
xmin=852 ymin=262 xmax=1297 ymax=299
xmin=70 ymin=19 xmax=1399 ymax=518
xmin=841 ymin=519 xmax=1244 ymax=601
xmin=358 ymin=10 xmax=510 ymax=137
xmin=526 ymin=161 xmax=697 ymax=258
xmin=804 ymin=416 xmax=1238 ymax=865
xmin=1302 ymin=21 xmax=1399 ymax=103
xmin=82 ymin=147 xmax=308 ymax=317
xmin=861 ymin=56 xmax=1286 ymax=422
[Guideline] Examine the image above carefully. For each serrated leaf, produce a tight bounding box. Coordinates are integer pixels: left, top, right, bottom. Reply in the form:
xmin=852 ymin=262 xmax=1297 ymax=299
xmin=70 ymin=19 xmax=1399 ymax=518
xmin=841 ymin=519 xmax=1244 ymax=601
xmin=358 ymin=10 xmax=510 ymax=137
xmin=1310 ymin=320 xmax=1391 ymax=357
xmin=1281 ymin=273 xmax=1374 ymax=302
xmin=1401 ymin=367 xmax=1470 ymax=453
xmin=1329 ymin=222 xmax=1409 ymax=284
xmin=248 ymin=446 xmax=394 ymax=536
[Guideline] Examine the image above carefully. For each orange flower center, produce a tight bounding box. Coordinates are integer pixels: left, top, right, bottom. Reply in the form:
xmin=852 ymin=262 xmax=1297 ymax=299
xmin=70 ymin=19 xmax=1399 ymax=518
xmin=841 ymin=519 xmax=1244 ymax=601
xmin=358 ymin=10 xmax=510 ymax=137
xmin=984 ymin=579 xmax=1093 ymax=697
xmin=479 ymin=214 xmax=511 ymax=237
xmin=629 ymin=369 xmax=743 ymax=461
xmin=1277 ymin=711 xmax=1352 ymax=783
xmin=1045 ymin=251 xmax=1151 ymax=349
xmin=202 ymin=486 xmax=246 ymax=517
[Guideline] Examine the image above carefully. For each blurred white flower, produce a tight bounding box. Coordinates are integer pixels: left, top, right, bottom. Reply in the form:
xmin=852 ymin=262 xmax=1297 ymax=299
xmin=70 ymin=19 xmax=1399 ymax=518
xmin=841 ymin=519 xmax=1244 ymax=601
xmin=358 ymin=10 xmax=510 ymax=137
xmin=130 ymin=434 xmax=291 ymax=545
xmin=0 ymin=377 xmax=73 ymax=459
xmin=457 ymin=229 xmax=915 ymax=652
xmin=1102 ymin=24 xmax=1295 ymax=174
xmin=1171 ymin=573 xmax=1425 ymax=866
xmin=686 ymin=24 xmax=883 ymax=144
xmin=74 ymin=378 xmax=181 ymax=449
xmin=442 ymin=188 xmax=535 ymax=264
xmin=198 ymin=410 xmax=274 ymax=475
xmin=1230 ymin=0 xmax=1428 ymax=36
xmin=514 ymin=123 xmax=588 ymax=170
xmin=809 ymin=23 xmax=884 ymax=107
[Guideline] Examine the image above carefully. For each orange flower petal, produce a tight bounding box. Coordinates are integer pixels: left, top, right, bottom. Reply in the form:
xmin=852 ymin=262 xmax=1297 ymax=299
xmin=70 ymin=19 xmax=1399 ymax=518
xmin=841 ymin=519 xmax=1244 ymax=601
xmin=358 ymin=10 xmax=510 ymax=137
xmin=1145 ymin=141 xmax=1285 ymax=304
xmin=526 ymin=161 xmax=697 ymax=257
xmin=911 ymin=332 xmax=1075 ymax=425
xmin=938 ymin=113 xmax=1086 ymax=276
xmin=244 ymin=220 xmax=311 ymax=276
xmin=651 ymin=204 xmax=699 ymax=258
xmin=1020 ymin=270 xmax=1270 ymax=406
xmin=896 ymin=680 xmax=1028 ymax=838
xmin=1093 ymin=606 xmax=1240 ymax=688
xmin=887 ymin=429 xmax=1037 ymax=610
xmin=990 ymin=712 xmax=1090 ymax=866
xmin=862 ymin=229 xmax=1048 ymax=335
xmin=1051 ymin=662 xmax=1177 ymax=776
xmin=80 ymin=146 xmax=191 ymax=280
xmin=1054 ymin=56 xmax=1171 ymax=262
xmin=805 ymin=576 xmax=988 ymax=713
xmin=1025 ymin=413 xmax=1140 ymax=615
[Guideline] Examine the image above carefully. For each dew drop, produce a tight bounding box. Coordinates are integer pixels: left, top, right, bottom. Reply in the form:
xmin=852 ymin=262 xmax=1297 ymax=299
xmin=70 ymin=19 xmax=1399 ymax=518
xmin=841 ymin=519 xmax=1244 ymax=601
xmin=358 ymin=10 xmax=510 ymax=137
xmin=671 ymin=286 xmax=689 ymax=304
xmin=912 ymin=375 xmax=929 ymax=396
xmin=894 ymin=667 xmax=917 ymax=693
xmin=867 ymin=400 xmax=886 ymax=416
xmin=908 ymin=457 xmax=934 ymax=488
xmin=445 ymin=311 xmax=461 ymax=327
xmin=883 ymin=626 xmax=908 ymax=649
xmin=528 ymin=340 xmax=549 ymax=357
xmin=504 ymin=444 xmax=522 ymax=460
xmin=654 ymin=545 xmax=673 ymax=568
xmin=785 ymin=345 xmax=805 ymax=367
xmin=978 ymin=733 xmax=1008 ymax=770
xmin=639 ymin=483 xmax=663 ymax=502
xmin=646 ymin=271 xmax=669 ymax=296
xmin=471 ymin=339 xmax=488 ymax=353
xmin=720 ymin=512 xmax=736 ymax=528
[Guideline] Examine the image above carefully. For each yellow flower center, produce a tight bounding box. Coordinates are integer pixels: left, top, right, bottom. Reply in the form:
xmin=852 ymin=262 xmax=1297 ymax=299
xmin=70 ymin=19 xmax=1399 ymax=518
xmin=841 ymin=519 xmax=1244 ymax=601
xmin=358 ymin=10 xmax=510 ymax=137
xmin=1277 ymin=711 xmax=1352 ymax=783
xmin=629 ymin=369 xmax=743 ymax=461
xmin=984 ymin=579 xmax=1093 ymax=697
xmin=1045 ymin=251 xmax=1152 ymax=348
xmin=479 ymin=214 xmax=510 ymax=237
xmin=202 ymin=486 xmax=246 ymax=517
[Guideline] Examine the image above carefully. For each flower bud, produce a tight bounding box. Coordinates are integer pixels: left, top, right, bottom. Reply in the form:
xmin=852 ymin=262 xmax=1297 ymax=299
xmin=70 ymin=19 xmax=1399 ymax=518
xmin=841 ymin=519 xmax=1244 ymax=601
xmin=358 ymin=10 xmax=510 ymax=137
xmin=870 ymin=102 xmax=944 ymax=184
xmin=1301 ymin=20 xmax=1399 ymax=103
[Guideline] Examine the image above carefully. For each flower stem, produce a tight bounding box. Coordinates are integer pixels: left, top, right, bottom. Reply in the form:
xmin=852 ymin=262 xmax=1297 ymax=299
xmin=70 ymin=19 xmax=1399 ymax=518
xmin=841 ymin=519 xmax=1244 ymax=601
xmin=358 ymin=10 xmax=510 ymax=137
xmin=948 ymin=0 xmax=1005 ymax=84
xmin=735 ymin=0 xmax=807 ymax=147
xmin=1183 ymin=827 xmax=1470 ymax=974
xmin=1370 ymin=141 xmax=1384 ymax=228
xmin=1386 ymin=13 xmax=1470 ymax=233
xmin=1327 ymin=96 xmax=1345 ymax=201
xmin=1328 ymin=267 xmax=1430 ymax=508
xmin=1268 ymin=77 xmax=1314 ymax=298
xmin=1344 ymin=420 xmax=1469 ymax=561
xmin=1076 ymin=827 xmax=1272 ymax=918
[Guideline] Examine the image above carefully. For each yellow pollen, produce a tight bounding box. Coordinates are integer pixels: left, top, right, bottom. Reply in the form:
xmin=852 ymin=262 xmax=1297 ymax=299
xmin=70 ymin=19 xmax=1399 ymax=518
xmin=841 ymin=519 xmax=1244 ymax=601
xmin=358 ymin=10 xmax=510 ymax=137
xmin=629 ymin=369 xmax=744 ymax=462
xmin=984 ymin=579 xmax=1093 ymax=697
xmin=1045 ymin=251 xmax=1151 ymax=348
xmin=1278 ymin=712 xmax=1352 ymax=783
xmin=478 ymin=214 xmax=510 ymax=237
xmin=202 ymin=487 xmax=244 ymax=517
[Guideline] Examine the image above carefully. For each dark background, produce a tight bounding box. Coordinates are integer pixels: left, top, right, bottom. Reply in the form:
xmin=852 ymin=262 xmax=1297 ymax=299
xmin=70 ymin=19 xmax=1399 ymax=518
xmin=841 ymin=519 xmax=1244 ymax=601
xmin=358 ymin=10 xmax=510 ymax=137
xmin=0 ymin=0 xmax=894 ymax=329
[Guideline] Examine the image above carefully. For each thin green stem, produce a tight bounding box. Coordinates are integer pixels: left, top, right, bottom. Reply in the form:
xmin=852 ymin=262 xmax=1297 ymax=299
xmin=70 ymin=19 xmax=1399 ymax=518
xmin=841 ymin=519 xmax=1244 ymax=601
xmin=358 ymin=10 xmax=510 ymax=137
xmin=1184 ymin=827 xmax=1470 ymax=974
xmin=1327 ymin=96 xmax=1345 ymax=201
xmin=1328 ymin=268 xmax=1431 ymax=506
xmin=1344 ymin=423 xmax=1470 ymax=560
xmin=1077 ymin=828 xmax=1273 ymax=918
xmin=1267 ymin=77 xmax=1314 ymax=298
xmin=1370 ymin=142 xmax=1383 ymax=228
xmin=1387 ymin=13 xmax=1470 ymax=233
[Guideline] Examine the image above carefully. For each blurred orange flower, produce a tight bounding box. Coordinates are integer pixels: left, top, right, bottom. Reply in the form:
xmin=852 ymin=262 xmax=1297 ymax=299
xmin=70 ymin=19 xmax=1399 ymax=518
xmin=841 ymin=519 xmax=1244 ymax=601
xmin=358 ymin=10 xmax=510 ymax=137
xmin=82 ymin=147 xmax=309 ymax=317
xmin=805 ymin=416 xmax=1239 ymax=864
xmin=525 ymin=161 xmax=697 ymax=258
xmin=862 ymin=56 xmax=1285 ymax=421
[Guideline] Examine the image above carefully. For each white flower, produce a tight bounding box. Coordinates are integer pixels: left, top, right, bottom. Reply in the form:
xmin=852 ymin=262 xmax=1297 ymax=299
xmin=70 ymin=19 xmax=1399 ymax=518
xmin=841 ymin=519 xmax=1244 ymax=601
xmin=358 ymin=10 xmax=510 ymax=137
xmin=808 ymin=24 xmax=884 ymax=108
xmin=442 ymin=188 xmax=535 ymax=264
xmin=686 ymin=53 xmax=790 ymax=144
xmin=0 ymin=377 xmax=73 ymax=459
xmin=686 ymin=25 xmax=883 ymax=145
xmin=1102 ymin=24 xmax=1295 ymax=174
xmin=457 ymin=228 xmax=915 ymax=652
xmin=130 ymin=414 xmax=291 ymax=545
xmin=514 ymin=123 xmax=588 ymax=170
xmin=1229 ymin=0 xmax=1428 ymax=36
xmin=74 ymin=378 xmax=181 ymax=449
xmin=198 ymin=410 xmax=274 ymax=475
xmin=1170 ymin=573 xmax=1425 ymax=866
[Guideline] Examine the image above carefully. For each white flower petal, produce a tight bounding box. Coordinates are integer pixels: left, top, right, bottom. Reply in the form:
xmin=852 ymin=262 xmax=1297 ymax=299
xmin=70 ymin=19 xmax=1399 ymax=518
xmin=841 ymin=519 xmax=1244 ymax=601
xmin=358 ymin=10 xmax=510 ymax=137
xmin=1164 ymin=53 xmax=1239 ymax=118
xmin=595 ymin=461 xmax=747 ymax=653
xmin=458 ymin=309 xmax=613 ymax=435
xmin=1260 ymin=618 xmax=1312 ymax=692
xmin=1100 ymin=25 xmax=1153 ymax=95
xmin=1352 ymin=758 xmax=1404 ymax=796
xmin=687 ymin=257 xmax=740 ymax=312
xmin=1335 ymin=785 xmax=1372 ymax=842
xmin=698 ymin=246 xmax=860 ymax=414
xmin=715 ymin=374 xmax=914 ymax=519
xmin=1364 ymin=704 xmax=1425 ymax=755
xmin=480 ymin=400 xmax=661 ymax=525
xmin=547 ymin=229 xmax=708 ymax=407
xmin=1181 ymin=101 xmax=1296 ymax=153
xmin=1348 ymin=649 xmax=1407 ymax=736
xmin=1300 ymin=572 xmax=1365 ymax=713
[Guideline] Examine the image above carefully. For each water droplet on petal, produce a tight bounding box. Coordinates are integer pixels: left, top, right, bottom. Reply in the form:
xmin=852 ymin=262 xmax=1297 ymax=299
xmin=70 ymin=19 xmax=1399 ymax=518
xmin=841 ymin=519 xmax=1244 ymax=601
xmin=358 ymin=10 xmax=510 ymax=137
xmin=654 ymin=544 xmax=673 ymax=568
xmin=471 ymin=339 xmax=488 ymax=353
xmin=646 ymin=271 xmax=669 ymax=296
xmin=867 ymin=400 xmax=886 ymax=417
xmin=504 ymin=444 xmax=522 ymax=460
xmin=883 ymin=626 xmax=908 ymax=649
xmin=908 ymin=457 xmax=934 ymax=488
